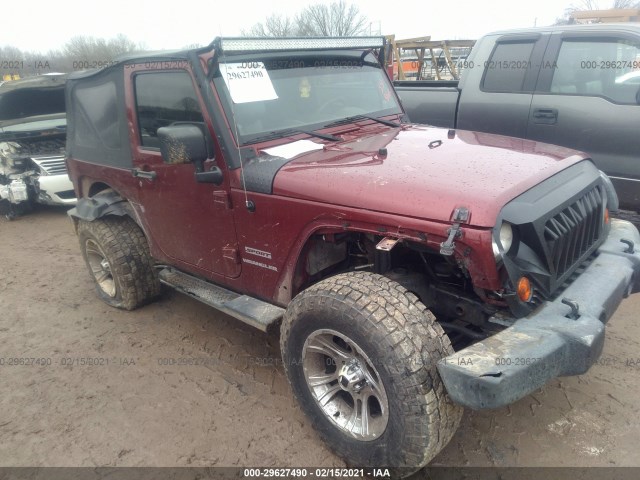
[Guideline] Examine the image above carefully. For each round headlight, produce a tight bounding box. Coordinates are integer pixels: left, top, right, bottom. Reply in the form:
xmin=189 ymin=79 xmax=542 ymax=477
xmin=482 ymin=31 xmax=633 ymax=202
xmin=492 ymin=222 xmax=513 ymax=259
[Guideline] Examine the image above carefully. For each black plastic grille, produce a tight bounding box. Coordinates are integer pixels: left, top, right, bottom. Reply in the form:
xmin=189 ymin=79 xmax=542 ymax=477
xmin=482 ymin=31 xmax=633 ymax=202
xmin=543 ymin=186 xmax=603 ymax=278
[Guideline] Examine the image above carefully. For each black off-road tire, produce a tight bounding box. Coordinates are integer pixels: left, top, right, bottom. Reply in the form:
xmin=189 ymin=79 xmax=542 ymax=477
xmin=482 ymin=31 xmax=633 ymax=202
xmin=77 ymin=216 xmax=161 ymax=310
xmin=280 ymin=271 xmax=463 ymax=475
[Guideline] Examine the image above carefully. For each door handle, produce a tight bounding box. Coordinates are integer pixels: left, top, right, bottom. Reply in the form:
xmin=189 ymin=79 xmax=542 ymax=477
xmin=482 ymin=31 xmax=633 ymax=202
xmin=533 ymin=108 xmax=558 ymax=124
xmin=131 ymin=168 xmax=157 ymax=180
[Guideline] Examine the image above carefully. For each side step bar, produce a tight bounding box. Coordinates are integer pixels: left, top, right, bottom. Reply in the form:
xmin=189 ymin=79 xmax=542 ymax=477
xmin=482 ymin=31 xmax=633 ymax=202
xmin=158 ymin=268 xmax=284 ymax=332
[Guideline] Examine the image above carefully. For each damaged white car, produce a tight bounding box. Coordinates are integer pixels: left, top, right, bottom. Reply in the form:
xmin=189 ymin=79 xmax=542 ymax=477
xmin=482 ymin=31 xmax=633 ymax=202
xmin=0 ymin=74 xmax=75 ymax=219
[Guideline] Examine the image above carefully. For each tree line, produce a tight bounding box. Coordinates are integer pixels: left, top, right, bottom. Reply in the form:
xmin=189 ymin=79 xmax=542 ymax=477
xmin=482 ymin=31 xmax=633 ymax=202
xmin=0 ymin=34 xmax=141 ymax=77
xmin=1 ymin=0 xmax=368 ymax=79
xmin=242 ymin=0 xmax=368 ymax=37
xmin=5 ymin=0 xmax=637 ymax=79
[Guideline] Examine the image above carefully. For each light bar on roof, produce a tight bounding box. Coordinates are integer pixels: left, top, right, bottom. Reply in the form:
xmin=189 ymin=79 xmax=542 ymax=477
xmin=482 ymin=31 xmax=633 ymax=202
xmin=217 ymin=37 xmax=385 ymax=53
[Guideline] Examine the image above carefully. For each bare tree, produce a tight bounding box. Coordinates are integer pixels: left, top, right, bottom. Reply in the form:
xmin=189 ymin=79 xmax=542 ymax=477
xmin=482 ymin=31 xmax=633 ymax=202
xmin=0 ymin=34 xmax=142 ymax=78
xmin=243 ymin=1 xmax=367 ymax=37
xmin=555 ymin=0 xmax=640 ymax=23
xmin=0 ymin=46 xmax=21 ymax=79
xmin=63 ymin=34 xmax=139 ymax=61
xmin=0 ymin=45 xmax=22 ymax=61
xmin=576 ymin=0 xmax=601 ymax=8
xmin=296 ymin=1 xmax=368 ymax=36
xmin=243 ymin=14 xmax=297 ymax=37
xmin=613 ymin=0 xmax=640 ymax=7
xmin=0 ymin=46 xmax=57 ymax=77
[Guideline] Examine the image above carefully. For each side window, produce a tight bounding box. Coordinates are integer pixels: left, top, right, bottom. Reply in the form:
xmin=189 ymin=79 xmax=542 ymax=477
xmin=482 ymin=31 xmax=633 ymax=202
xmin=550 ymin=39 xmax=640 ymax=105
xmin=134 ymin=71 xmax=204 ymax=148
xmin=74 ymin=81 xmax=120 ymax=149
xmin=482 ymin=41 xmax=536 ymax=93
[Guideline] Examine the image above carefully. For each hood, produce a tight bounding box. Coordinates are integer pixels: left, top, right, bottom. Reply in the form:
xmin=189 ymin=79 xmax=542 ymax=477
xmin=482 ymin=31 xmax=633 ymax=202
xmin=0 ymin=74 xmax=67 ymax=133
xmin=272 ymin=126 xmax=588 ymax=227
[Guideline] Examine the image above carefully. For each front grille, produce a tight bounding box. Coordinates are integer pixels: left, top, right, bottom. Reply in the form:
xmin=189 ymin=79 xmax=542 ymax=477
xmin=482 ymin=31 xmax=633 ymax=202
xmin=31 ymin=156 xmax=67 ymax=175
xmin=500 ymin=162 xmax=608 ymax=314
xmin=543 ymin=186 xmax=604 ymax=278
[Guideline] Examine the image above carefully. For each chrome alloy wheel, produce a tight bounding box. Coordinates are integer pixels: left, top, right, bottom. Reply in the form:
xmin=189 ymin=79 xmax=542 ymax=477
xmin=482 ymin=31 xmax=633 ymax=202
xmin=302 ymin=329 xmax=390 ymax=441
xmin=85 ymin=239 xmax=116 ymax=298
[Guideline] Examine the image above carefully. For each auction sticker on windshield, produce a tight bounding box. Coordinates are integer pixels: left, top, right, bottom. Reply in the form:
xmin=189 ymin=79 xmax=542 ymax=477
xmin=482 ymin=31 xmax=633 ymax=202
xmin=219 ymin=62 xmax=278 ymax=104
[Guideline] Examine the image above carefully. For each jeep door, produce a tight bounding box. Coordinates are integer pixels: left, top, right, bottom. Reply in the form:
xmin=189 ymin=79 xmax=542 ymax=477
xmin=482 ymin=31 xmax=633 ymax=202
xmin=127 ymin=65 xmax=240 ymax=278
xmin=528 ymin=30 xmax=640 ymax=210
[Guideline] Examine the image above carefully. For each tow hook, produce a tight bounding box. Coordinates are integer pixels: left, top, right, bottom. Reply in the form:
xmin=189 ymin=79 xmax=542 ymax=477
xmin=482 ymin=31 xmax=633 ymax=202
xmin=562 ymin=298 xmax=580 ymax=320
xmin=620 ymin=238 xmax=635 ymax=254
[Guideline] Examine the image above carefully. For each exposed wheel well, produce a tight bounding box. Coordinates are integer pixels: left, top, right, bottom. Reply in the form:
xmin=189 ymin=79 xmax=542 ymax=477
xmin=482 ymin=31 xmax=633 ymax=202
xmin=70 ymin=184 xmax=142 ymax=234
xmin=87 ymin=182 xmax=112 ymax=198
xmin=291 ymin=231 xmax=504 ymax=348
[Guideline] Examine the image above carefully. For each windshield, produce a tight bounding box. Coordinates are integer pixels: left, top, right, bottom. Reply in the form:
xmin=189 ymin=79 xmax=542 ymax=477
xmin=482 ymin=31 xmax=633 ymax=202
xmin=0 ymin=116 xmax=66 ymax=135
xmin=0 ymin=87 xmax=66 ymax=121
xmin=213 ymin=50 xmax=402 ymax=144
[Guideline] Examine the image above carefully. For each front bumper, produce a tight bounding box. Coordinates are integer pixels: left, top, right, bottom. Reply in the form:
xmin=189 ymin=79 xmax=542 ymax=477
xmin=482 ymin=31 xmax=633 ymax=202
xmin=437 ymin=219 xmax=640 ymax=410
xmin=37 ymin=174 xmax=76 ymax=206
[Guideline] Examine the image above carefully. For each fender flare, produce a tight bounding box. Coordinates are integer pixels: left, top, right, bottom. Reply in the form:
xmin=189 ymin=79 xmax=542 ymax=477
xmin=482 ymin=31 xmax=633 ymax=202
xmin=67 ymin=189 xmax=134 ymax=223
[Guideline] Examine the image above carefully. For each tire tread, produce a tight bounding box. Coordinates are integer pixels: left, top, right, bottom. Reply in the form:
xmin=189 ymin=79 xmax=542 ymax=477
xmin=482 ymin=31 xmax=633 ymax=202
xmin=280 ymin=271 xmax=463 ymax=470
xmin=78 ymin=216 xmax=161 ymax=310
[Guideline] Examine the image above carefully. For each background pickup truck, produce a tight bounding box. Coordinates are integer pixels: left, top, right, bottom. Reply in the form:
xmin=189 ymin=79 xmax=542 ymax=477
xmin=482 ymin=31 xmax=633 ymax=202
xmin=395 ymin=24 xmax=640 ymax=214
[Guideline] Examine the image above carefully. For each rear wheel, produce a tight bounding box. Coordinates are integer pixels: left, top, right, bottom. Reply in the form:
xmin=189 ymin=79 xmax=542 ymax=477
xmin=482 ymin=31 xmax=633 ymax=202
xmin=280 ymin=271 xmax=462 ymax=474
xmin=77 ymin=216 xmax=161 ymax=310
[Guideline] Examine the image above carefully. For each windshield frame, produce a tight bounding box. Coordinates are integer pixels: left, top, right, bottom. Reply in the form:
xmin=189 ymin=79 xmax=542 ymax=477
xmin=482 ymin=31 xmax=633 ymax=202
xmin=211 ymin=50 xmax=403 ymax=146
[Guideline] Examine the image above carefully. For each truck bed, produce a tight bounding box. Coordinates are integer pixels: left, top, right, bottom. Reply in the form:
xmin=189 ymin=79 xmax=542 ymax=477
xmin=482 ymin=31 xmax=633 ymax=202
xmin=394 ymin=80 xmax=459 ymax=128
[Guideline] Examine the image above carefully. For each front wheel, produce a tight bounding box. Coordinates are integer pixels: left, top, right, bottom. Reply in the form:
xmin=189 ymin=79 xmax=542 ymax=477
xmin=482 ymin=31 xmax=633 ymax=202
xmin=280 ymin=272 xmax=462 ymax=474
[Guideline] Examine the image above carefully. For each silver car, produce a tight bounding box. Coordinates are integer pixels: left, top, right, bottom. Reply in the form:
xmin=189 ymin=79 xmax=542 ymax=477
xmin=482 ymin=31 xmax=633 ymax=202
xmin=0 ymin=74 xmax=75 ymax=219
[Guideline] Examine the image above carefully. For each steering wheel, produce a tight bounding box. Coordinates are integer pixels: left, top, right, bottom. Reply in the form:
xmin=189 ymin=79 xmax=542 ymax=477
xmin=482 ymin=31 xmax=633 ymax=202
xmin=317 ymin=97 xmax=347 ymax=115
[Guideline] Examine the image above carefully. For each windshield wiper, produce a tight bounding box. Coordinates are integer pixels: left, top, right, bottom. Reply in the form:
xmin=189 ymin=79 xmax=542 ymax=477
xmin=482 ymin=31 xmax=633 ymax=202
xmin=324 ymin=114 xmax=400 ymax=129
xmin=246 ymin=128 xmax=340 ymax=145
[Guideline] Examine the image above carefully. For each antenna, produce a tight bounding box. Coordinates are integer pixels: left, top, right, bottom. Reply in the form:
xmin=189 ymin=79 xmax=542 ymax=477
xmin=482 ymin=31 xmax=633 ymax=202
xmin=218 ymin=32 xmax=252 ymax=212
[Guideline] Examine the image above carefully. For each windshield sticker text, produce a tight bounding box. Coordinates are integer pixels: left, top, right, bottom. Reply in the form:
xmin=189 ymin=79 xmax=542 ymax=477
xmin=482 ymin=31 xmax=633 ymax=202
xmin=219 ymin=62 xmax=278 ymax=104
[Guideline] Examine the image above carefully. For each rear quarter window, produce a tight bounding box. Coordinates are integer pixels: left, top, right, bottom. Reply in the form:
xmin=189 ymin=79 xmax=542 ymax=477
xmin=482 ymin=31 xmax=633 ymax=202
xmin=73 ymin=81 xmax=120 ymax=149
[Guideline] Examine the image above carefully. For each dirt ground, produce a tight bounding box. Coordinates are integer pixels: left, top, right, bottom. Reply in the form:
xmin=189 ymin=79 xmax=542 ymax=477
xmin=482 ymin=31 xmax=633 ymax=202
xmin=1 ymin=206 xmax=639 ymax=472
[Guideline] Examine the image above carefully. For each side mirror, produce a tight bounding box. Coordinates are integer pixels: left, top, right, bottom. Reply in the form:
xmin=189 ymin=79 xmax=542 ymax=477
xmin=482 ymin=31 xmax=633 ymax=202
xmin=195 ymin=166 xmax=224 ymax=185
xmin=158 ymin=125 xmax=208 ymax=166
xmin=157 ymin=124 xmax=223 ymax=185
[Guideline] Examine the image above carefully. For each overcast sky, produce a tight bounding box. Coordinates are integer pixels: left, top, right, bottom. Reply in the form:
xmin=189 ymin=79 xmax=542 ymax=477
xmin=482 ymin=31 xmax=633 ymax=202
xmin=5 ymin=0 xmax=571 ymax=52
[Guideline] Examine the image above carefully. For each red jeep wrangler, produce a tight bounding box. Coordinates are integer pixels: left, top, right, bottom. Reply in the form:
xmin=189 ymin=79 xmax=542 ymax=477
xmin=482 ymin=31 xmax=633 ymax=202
xmin=65 ymin=37 xmax=640 ymax=474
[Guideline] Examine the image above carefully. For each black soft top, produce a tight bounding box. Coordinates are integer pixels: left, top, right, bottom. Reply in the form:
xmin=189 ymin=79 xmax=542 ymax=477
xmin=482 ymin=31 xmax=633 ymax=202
xmin=67 ymin=49 xmax=196 ymax=81
xmin=65 ymin=36 xmax=387 ymax=170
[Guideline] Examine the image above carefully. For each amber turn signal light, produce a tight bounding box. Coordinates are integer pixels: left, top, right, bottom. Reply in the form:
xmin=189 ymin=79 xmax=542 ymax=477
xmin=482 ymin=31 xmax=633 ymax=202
xmin=604 ymin=208 xmax=610 ymax=224
xmin=517 ymin=277 xmax=533 ymax=303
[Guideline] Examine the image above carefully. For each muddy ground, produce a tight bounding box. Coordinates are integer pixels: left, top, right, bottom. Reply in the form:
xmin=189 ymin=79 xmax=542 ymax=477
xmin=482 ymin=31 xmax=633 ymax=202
xmin=0 ymin=206 xmax=639 ymax=473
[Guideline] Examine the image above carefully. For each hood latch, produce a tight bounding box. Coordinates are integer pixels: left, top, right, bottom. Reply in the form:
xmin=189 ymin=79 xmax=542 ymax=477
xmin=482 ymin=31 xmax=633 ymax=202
xmin=440 ymin=207 xmax=470 ymax=256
